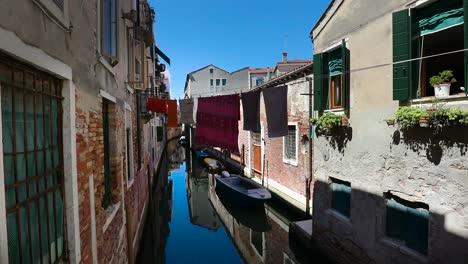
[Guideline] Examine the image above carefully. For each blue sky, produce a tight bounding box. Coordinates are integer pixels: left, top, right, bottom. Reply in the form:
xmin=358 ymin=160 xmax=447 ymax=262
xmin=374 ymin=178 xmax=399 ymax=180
xmin=150 ymin=0 xmax=331 ymax=100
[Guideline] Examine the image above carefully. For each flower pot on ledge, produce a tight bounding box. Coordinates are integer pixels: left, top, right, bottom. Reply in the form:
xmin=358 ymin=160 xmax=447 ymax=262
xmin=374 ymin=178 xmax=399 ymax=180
xmin=419 ymin=116 xmax=430 ymax=127
xmin=341 ymin=118 xmax=349 ymax=127
xmin=435 ymin=83 xmax=451 ymax=97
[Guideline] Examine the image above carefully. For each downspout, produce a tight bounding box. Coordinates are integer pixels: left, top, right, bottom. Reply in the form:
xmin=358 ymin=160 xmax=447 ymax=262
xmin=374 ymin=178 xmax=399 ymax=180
xmin=306 ymin=76 xmax=314 ymax=217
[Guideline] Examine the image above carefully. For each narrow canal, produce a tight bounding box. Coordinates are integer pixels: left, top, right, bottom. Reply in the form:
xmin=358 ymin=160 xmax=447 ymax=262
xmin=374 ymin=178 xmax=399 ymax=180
xmin=137 ymin=144 xmax=327 ymax=263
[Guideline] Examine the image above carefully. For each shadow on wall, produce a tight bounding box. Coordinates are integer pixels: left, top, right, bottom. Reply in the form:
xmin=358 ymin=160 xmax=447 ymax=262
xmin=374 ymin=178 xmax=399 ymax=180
xmin=316 ymin=127 xmax=353 ymax=155
xmin=391 ymin=126 xmax=468 ymax=165
xmin=311 ymin=180 xmax=468 ymax=264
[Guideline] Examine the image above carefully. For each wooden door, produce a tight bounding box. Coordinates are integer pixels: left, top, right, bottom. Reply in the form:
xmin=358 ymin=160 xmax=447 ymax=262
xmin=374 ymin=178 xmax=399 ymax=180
xmin=253 ymin=144 xmax=261 ymax=173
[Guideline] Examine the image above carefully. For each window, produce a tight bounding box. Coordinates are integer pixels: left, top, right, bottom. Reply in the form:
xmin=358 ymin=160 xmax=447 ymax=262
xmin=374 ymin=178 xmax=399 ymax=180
xmin=385 ymin=193 xmax=429 ymax=255
xmin=210 ymin=79 xmax=214 ymax=86
xmin=283 ymin=125 xmax=297 ymax=164
xmin=101 ymin=0 xmax=118 ymax=65
xmin=330 ymin=178 xmax=351 ymax=218
xmin=102 ymin=99 xmax=112 ymax=208
xmin=216 ymin=79 xmax=221 ymax=86
xmin=313 ymin=41 xmax=348 ymax=111
xmin=250 ymin=230 xmax=264 ymax=259
xmin=34 ymin=0 xmax=69 ymax=28
xmin=127 ymin=30 xmax=134 ymax=82
xmin=210 ymin=68 xmax=214 ymax=73
xmin=222 ymin=79 xmax=227 ymax=86
xmin=1 ymin=59 xmax=65 ymax=263
xmin=256 ymin=78 xmax=264 ymax=86
xmin=157 ymin=126 xmax=163 ymax=141
xmin=392 ymin=0 xmax=468 ymax=100
xmin=125 ymin=109 xmax=134 ymax=184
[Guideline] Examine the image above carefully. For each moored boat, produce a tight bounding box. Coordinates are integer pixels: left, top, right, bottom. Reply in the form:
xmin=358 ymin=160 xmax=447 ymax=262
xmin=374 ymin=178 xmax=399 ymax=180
xmin=203 ymin=157 xmax=226 ymax=173
xmin=215 ymin=173 xmax=271 ymax=207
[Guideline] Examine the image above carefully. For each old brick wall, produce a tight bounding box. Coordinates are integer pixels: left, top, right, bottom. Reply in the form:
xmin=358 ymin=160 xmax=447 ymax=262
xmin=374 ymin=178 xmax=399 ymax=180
xmin=76 ymin=91 xmax=162 ymax=263
xmin=259 ymin=78 xmax=310 ymax=197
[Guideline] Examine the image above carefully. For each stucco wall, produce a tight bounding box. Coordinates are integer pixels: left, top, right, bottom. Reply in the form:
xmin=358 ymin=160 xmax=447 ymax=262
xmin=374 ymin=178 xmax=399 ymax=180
xmin=311 ymin=0 xmax=468 ymax=263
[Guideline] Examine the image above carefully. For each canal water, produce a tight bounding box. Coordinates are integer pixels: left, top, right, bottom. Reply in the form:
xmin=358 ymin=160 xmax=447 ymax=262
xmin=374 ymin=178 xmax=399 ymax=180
xmin=137 ymin=144 xmax=325 ymax=263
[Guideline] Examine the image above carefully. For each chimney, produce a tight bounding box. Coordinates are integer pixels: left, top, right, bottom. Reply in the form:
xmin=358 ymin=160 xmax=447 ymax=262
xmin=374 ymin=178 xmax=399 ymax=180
xmin=282 ymin=52 xmax=288 ymax=62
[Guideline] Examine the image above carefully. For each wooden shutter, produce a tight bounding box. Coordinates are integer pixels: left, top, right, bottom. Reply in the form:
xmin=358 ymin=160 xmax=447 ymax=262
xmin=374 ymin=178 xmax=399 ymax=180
xmin=393 ymin=9 xmax=412 ymax=100
xmin=341 ymin=39 xmax=350 ymax=109
xmin=313 ymin=53 xmax=324 ymax=111
xmin=464 ymin=0 xmax=468 ymax=94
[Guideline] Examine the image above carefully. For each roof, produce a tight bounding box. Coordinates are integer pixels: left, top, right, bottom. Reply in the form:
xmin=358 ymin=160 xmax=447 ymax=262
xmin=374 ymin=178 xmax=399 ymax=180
xmin=258 ymin=62 xmax=313 ymax=89
xmin=249 ymin=68 xmax=273 ymax=74
xmin=276 ymin=60 xmax=312 ymax=65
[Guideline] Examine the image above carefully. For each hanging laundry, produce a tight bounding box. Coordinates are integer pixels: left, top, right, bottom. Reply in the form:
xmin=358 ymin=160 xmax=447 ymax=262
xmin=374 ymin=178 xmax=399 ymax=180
xmin=263 ymin=85 xmax=288 ymax=138
xmin=241 ymin=90 xmax=261 ymax=132
xmin=147 ymin=98 xmax=168 ymax=113
xmin=166 ymin=100 xmax=178 ymax=128
xmin=179 ymin=98 xmax=195 ymax=124
xmin=195 ymin=94 xmax=240 ymax=153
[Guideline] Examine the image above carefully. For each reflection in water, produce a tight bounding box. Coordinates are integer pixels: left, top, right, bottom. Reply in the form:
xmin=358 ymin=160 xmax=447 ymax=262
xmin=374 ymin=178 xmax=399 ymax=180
xmin=138 ymin=146 xmax=324 ymax=263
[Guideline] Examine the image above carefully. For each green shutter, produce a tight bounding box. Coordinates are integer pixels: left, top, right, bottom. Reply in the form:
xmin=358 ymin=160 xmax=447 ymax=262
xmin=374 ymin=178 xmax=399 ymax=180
xmin=313 ymin=53 xmax=324 ymax=111
xmin=342 ymin=39 xmax=350 ymax=109
xmin=406 ymin=206 xmax=429 ymax=255
xmin=393 ymin=9 xmax=412 ymax=100
xmin=464 ymin=0 xmax=468 ymax=94
xmin=386 ymin=198 xmax=407 ymax=240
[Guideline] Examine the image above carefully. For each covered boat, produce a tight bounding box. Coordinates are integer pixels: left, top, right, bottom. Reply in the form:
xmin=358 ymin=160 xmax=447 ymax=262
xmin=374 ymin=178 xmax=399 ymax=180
xmin=215 ymin=172 xmax=271 ymax=207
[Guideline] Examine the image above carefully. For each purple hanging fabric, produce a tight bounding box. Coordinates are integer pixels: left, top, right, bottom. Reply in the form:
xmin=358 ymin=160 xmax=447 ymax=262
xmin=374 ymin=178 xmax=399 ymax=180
xmin=195 ymin=94 xmax=240 ymax=153
xmin=263 ymin=85 xmax=288 ymax=138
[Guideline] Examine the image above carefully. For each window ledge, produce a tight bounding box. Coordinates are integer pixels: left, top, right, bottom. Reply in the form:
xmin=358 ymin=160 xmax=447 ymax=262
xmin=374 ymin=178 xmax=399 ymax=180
xmin=380 ymin=238 xmax=428 ymax=263
xmin=102 ymin=202 xmax=120 ymax=233
xmin=326 ymin=209 xmax=352 ymax=226
xmin=411 ymin=94 xmax=468 ymax=105
xmin=324 ymin=108 xmax=345 ymax=115
xmin=98 ymin=56 xmax=117 ymax=77
xmin=282 ymin=158 xmax=298 ymax=167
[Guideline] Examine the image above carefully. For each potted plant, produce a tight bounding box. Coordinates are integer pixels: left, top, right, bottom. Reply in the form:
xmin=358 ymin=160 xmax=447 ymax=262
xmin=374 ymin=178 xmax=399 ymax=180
xmin=395 ymin=106 xmax=427 ymax=129
xmin=315 ymin=112 xmax=344 ymax=135
xmin=384 ymin=116 xmax=395 ymax=126
xmin=341 ymin=115 xmax=349 ymax=127
xmin=430 ymin=70 xmax=456 ymax=97
xmin=419 ymin=112 xmax=430 ymax=127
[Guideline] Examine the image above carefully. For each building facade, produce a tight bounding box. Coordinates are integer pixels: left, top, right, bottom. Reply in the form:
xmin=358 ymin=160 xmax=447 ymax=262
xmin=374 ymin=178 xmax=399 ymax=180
xmin=0 ymin=0 xmax=170 ymax=263
xmin=239 ymin=64 xmax=313 ymax=213
xmin=311 ymin=0 xmax=468 ymax=263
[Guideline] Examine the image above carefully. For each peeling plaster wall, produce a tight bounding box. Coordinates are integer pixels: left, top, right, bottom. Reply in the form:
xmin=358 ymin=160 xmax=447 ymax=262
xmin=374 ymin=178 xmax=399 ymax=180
xmin=312 ymin=0 xmax=468 ymax=263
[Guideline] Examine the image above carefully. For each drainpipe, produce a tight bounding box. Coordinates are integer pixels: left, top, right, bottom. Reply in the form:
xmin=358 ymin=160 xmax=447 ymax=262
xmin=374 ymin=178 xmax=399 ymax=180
xmin=306 ymin=76 xmax=314 ymax=217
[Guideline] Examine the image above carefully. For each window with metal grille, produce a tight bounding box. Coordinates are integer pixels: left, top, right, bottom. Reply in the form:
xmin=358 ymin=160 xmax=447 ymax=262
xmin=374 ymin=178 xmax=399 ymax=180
xmin=385 ymin=193 xmax=429 ymax=255
xmin=331 ymin=178 xmax=351 ymax=218
xmin=101 ymin=0 xmax=118 ymax=64
xmin=210 ymin=79 xmax=213 ymax=86
xmin=216 ymin=79 xmax=220 ymax=86
xmin=222 ymin=79 xmax=227 ymax=86
xmin=0 ymin=56 xmax=65 ymax=263
xmin=283 ymin=125 xmax=297 ymax=162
